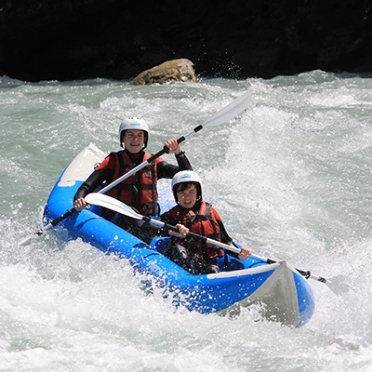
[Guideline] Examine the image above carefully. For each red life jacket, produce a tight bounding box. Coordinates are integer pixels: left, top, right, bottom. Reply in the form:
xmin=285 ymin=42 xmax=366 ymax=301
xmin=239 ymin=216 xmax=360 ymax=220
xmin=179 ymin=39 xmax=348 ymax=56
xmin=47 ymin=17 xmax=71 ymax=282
xmin=106 ymin=151 xmax=162 ymax=216
xmin=166 ymin=201 xmax=224 ymax=259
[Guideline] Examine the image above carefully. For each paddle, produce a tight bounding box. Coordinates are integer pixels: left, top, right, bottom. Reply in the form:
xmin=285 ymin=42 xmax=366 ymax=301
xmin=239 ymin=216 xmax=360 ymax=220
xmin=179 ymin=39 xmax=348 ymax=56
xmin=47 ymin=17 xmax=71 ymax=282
xmin=98 ymin=89 xmax=252 ymax=195
xmin=19 ymin=89 xmax=251 ymax=245
xmin=85 ymin=193 xmax=350 ymax=295
xmin=19 ymin=208 xmax=76 ymax=246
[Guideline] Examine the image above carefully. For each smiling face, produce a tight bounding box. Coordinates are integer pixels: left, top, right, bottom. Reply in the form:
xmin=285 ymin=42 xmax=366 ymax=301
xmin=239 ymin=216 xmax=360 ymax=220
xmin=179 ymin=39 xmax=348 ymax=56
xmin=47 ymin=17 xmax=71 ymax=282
xmin=176 ymin=183 xmax=198 ymax=209
xmin=122 ymin=129 xmax=145 ymax=154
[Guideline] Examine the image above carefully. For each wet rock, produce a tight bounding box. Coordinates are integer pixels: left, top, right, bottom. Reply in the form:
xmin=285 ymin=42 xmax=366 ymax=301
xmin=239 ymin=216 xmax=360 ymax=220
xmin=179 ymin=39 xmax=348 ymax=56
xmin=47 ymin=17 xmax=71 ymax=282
xmin=130 ymin=59 xmax=196 ymax=85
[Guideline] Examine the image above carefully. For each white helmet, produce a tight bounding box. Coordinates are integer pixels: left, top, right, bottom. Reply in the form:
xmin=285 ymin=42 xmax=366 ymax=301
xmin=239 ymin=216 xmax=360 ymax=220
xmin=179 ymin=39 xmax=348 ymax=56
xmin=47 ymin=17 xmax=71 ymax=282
xmin=171 ymin=170 xmax=203 ymax=202
xmin=119 ymin=117 xmax=149 ymax=148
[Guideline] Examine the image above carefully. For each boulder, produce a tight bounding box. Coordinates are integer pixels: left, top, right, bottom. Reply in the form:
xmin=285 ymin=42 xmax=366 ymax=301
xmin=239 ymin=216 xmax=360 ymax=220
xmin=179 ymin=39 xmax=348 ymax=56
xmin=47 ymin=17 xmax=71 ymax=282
xmin=130 ymin=59 xmax=197 ymax=85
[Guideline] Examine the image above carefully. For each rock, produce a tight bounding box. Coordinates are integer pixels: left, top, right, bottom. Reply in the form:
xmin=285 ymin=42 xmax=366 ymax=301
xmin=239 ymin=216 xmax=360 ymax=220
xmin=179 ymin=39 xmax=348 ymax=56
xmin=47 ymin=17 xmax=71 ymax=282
xmin=130 ymin=59 xmax=197 ymax=85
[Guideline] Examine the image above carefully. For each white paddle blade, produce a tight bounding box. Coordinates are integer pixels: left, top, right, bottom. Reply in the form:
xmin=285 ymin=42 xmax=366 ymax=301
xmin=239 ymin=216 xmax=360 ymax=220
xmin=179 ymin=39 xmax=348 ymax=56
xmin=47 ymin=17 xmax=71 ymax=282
xmin=86 ymin=193 xmax=167 ymax=231
xmin=325 ymin=275 xmax=352 ymax=295
xmin=85 ymin=193 xmax=142 ymax=220
xmin=202 ymin=90 xmax=252 ymax=128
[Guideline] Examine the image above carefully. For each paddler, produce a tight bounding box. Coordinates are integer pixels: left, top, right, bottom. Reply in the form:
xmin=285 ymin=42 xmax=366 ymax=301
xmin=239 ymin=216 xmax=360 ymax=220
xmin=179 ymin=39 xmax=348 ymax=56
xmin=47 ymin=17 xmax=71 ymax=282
xmin=160 ymin=170 xmax=252 ymax=274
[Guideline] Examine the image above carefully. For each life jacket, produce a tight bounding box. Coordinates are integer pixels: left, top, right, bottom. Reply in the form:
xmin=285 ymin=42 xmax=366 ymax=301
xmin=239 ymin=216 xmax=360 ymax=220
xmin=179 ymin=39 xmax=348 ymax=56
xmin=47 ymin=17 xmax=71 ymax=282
xmin=106 ymin=151 xmax=162 ymax=216
xmin=166 ymin=201 xmax=224 ymax=259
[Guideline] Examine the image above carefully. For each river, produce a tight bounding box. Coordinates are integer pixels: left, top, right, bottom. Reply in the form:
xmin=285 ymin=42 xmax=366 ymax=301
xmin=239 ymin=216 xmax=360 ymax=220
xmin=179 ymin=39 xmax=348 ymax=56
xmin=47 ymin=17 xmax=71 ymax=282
xmin=1 ymin=71 xmax=371 ymax=371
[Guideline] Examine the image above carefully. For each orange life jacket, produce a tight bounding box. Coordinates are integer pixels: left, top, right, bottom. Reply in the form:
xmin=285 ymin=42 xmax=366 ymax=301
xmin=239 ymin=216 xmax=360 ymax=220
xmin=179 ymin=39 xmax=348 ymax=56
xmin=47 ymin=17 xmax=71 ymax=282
xmin=166 ymin=201 xmax=224 ymax=259
xmin=106 ymin=151 xmax=162 ymax=216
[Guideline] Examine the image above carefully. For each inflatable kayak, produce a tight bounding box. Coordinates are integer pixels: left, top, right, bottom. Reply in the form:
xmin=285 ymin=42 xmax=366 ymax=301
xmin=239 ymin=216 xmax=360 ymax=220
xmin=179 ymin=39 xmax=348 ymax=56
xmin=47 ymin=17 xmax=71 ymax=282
xmin=43 ymin=143 xmax=315 ymax=327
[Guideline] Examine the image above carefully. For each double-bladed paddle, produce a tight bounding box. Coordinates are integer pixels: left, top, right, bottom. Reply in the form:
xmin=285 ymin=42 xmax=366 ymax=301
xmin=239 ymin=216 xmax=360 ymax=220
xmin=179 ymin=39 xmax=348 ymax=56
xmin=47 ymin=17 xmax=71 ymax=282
xmin=85 ymin=192 xmax=351 ymax=296
xmin=98 ymin=89 xmax=252 ymax=195
xmin=20 ymin=90 xmax=252 ymax=245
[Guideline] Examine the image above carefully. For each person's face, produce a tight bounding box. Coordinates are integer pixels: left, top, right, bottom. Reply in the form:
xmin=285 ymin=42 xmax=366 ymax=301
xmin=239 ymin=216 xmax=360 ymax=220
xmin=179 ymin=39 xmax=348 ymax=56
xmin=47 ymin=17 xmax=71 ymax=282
xmin=177 ymin=184 xmax=198 ymax=209
xmin=123 ymin=129 xmax=145 ymax=154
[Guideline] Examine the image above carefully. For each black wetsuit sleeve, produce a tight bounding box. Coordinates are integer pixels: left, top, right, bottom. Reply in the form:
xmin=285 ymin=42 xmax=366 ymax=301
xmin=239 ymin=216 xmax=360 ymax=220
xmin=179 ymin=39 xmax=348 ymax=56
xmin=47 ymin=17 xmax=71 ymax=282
xmin=73 ymin=168 xmax=114 ymax=201
xmin=218 ymin=220 xmax=243 ymax=258
xmin=157 ymin=152 xmax=193 ymax=179
xmin=219 ymin=220 xmax=233 ymax=245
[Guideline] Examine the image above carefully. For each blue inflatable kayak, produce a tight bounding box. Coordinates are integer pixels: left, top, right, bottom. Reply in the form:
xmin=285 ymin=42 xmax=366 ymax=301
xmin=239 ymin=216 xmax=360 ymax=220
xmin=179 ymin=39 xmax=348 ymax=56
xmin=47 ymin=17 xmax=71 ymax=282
xmin=43 ymin=144 xmax=315 ymax=327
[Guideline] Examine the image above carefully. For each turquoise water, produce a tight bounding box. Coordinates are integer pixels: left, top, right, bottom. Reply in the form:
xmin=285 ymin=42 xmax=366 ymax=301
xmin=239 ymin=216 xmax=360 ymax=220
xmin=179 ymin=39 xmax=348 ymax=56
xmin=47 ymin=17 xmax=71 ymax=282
xmin=1 ymin=72 xmax=372 ymax=371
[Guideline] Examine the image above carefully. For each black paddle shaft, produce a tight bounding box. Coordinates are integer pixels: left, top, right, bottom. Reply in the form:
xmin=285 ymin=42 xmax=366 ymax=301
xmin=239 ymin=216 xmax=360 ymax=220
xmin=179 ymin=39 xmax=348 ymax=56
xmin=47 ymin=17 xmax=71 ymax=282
xmin=264 ymin=257 xmax=311 ymax=279
xmin=36 ymin=208 xmax=76 ymax=235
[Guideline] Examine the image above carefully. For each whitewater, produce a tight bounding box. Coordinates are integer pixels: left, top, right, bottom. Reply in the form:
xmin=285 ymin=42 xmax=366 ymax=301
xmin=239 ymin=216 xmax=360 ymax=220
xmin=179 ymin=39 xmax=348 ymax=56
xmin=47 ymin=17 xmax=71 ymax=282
xmin=1 ymin=71 xmax=372 ymax=371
